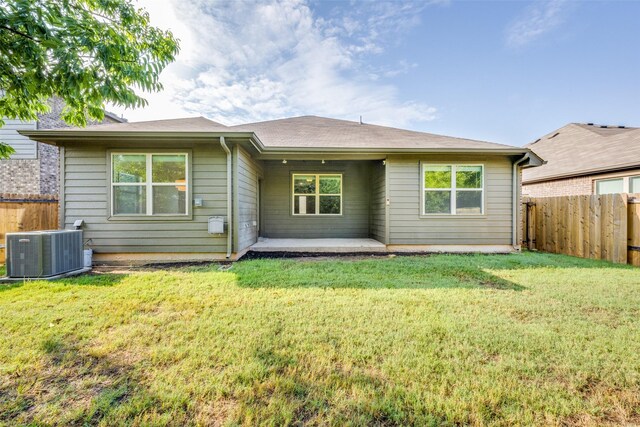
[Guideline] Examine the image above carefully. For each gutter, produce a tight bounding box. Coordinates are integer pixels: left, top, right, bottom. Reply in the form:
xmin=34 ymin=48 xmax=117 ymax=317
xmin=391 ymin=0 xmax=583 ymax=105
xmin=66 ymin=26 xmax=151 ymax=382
xmin=512 ymin=153 xmax=530 ymax=248
xmin=220 ymin=136 xmax=233 ymax=259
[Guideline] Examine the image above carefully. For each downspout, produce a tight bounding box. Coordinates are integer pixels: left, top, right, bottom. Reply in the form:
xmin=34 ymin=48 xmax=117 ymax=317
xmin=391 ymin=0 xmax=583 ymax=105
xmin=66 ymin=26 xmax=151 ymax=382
xmin=512 ymin=153 xmax=530 ymax=249
xmin=220 ymin=136 xmax=232 ymax=259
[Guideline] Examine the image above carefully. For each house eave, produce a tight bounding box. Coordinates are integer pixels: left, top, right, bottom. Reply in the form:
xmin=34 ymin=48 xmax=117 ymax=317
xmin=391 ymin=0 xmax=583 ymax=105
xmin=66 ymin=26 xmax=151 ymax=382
xmin=18 ymin=129 xmax=540 ymax=160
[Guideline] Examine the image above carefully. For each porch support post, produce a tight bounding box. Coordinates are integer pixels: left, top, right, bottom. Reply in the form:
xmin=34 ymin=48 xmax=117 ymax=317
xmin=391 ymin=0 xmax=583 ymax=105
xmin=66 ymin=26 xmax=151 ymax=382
xmin=512 ymin=153 xmax=530 ymax=249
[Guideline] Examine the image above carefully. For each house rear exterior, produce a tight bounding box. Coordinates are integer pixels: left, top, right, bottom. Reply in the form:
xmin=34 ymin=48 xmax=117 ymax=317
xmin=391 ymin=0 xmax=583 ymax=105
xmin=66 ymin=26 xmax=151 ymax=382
xmin=523 ymin=123 xmax=640 ymax=197
xmin=23 ymin=116 xmax=541 ymax=263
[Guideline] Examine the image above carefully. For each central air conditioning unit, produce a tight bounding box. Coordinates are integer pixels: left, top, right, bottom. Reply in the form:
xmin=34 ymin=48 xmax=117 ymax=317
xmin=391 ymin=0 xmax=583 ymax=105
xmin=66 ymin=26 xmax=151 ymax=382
xmin=5 ymin=230 xmax=84 ymax=278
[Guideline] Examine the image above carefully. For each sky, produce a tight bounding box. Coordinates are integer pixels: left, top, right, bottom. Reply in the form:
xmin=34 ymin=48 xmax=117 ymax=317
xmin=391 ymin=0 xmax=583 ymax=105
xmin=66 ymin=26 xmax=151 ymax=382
xmin=112 ymin=0 xmax=640 ymax=146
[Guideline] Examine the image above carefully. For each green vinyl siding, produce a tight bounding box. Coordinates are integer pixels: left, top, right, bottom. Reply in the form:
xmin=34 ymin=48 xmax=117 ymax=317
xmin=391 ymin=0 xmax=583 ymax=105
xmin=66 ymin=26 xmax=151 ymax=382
xmin=387 ymin=155 xmax=513 ymax=245
xmin=369 ymin=160 xmax=386 ymax=243
xmin=261 ymin=160 xmax=370 ymax=238
xmin=62 ymin=142 xmax=228 ymax=254
xmin=234 ymin=146 xmax=263 ymax=252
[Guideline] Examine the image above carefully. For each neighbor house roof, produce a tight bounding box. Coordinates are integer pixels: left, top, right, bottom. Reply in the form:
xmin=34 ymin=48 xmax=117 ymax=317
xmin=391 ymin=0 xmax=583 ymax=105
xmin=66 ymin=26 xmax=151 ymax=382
xmin=523 ymin=123 xmax=640 ymax=184
xmin=19 ymin=115 xmax=540 ymax=158
xmin=55 ymin=116 xmax=228 ymax=132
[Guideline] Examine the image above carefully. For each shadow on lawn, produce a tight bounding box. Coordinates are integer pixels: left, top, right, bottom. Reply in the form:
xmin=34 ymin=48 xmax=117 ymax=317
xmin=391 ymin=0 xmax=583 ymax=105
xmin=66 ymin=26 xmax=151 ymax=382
xmin=0 ymin=335 xmax=173 ymax=426
xmin=231 ymin=257 xmax=527 ymax=291
xmin=0 ymin=273 xmax=127 ymax=293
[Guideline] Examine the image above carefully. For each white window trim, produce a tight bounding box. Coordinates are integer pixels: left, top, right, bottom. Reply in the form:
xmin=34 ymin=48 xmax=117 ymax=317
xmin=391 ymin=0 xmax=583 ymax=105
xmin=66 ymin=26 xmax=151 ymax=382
xmin=291 ymin=173 xmax=343 ymax=216
xmin=421 ymin=163 xmax=485 ymax=216
xmin=111 ymin=152 xmax=190 ymax=217
xmin=594 ymin=176 xmax=640 ymax=194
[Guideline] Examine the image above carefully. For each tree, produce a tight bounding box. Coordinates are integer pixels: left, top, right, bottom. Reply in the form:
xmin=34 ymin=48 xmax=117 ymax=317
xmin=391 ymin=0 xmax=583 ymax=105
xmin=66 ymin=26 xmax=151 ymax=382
xmin=0 ymin=0 xmax=179 ymax=158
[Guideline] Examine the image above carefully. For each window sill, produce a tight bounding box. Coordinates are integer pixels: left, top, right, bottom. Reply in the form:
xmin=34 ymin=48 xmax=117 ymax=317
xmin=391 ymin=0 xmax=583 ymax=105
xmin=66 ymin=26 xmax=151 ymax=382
xmin=108 ymin=214 xmax=193 ymax=221
xmin=419 ymin=214 xmax=487 ymax=219
xmin=291 ymin=214 xmax=344 ymax=217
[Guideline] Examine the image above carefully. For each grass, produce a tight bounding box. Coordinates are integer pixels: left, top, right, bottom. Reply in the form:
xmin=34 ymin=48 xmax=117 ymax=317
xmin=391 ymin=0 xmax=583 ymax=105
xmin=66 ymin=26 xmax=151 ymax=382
xmin=1 ymin=252 xmax=639 ymax=426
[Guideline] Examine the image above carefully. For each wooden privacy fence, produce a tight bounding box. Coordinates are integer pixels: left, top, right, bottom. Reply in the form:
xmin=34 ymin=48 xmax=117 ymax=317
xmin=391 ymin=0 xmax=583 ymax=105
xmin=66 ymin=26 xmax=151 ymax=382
xmin=522 ymin=194 xmax=640 ymax=266
xmin=0 ymin=194 xmax=59 ymax=263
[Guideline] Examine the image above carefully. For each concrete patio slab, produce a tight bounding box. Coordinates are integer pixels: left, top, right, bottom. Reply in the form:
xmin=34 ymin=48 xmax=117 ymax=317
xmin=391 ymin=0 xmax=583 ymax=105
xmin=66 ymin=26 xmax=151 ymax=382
xmin=250 ymin=238 xmax=387 ymax=253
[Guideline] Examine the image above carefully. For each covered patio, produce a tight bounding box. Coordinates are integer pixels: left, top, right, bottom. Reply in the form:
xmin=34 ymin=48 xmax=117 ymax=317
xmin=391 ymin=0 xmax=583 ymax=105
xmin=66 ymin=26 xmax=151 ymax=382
xmin=250 ymin=238 xmax=387 ymax=253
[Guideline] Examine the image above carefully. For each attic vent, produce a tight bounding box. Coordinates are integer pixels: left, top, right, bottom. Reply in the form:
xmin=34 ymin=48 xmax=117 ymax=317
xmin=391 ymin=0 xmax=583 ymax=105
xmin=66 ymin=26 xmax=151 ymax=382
xmin=587 ymin=122 xmax=594 ymax=125
xmin=549 ymin=132 xmax=560 ymax=139
xmin=619 ymin=125 xmax=626 ymax=129
xmin=600 ymin=125 xmax=608 ymax=128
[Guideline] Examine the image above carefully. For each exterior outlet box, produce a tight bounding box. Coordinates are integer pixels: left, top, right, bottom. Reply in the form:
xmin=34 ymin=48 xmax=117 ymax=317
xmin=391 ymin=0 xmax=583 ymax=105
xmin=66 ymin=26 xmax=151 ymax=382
xmin=194 ymin=197 xmax=203 ymax=207
xmin=208 ymin=216 xmax=224 ymax=234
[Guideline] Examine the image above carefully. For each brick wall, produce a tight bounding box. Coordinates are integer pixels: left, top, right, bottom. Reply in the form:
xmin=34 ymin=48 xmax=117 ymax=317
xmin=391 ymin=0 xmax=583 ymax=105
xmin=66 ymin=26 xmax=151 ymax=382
xmin=523 ymin=168 xmax=640 ymax=197
xmin=0 ymin=98 xmax=123 ymax=195
xmin=522 ymin=176 xmax=592 ymax=197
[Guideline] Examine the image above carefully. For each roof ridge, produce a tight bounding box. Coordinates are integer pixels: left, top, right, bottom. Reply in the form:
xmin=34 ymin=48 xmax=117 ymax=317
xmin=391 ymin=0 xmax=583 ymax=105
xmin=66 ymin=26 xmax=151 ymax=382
xmin=229 ymin=115 xmax=512 ymax=147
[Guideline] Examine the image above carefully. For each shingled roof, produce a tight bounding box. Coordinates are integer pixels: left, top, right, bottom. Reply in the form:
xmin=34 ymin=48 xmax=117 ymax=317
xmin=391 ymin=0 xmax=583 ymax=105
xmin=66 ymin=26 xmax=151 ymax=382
xmin=58 ymin=116 xmax=228 ymax=132
xmin=523 ymin=123 xmax=640 ymax=184
xmin=23 ymin=115 xmax=534 ymax=154
xmin=226 ymin=116 xmax=515 ymax=151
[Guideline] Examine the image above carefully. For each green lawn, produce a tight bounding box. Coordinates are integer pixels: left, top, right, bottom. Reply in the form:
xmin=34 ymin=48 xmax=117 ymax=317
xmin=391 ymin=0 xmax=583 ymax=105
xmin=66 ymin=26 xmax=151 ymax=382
xmin=1 ymin=253 xmax=639 ymax=426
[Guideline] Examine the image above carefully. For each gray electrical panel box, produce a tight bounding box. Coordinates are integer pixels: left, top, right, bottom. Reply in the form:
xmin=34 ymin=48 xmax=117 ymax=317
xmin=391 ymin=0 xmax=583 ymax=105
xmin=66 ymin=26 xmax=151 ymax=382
xmin=6 ymin=230 xmax=84 ymax=278
xmin=208 ymin=216 xmax=224 ymax=234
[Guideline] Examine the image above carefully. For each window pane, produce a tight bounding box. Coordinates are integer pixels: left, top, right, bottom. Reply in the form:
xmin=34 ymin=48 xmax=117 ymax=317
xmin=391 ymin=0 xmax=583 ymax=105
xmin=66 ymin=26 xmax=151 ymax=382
xmin=596 ymin=178 xmax=624 ymax=195
xmin=153 ymin=185 xmax=186 ymax=214
xmin=294 ymin=195 xmax=316 ymax=214
xmin=424 ymin=191 xmax=451 ymax=214
xmin=630 ymin=176 xmax=640 ymax=193
xmin=113 ymin=185 xmax=146 ymax=214
xmin=456 ymin=191 xmax=482 ymax=214
xmin=424 ymin=166 xmax=451 ymax=189
xmin=294 ymin=175 xmax=316 ymax=194
xmin=152 ymin=154 xmax=186 ymax=183
xmin=113 ymin=154 xmax=146 ymax=183
xmin=319 ymin=176 xmax=341 ymax=194
xmin=319 ymin=196 xmax=340 ymax=214
xmin=456 ymin=166 xmax=482 ymax=189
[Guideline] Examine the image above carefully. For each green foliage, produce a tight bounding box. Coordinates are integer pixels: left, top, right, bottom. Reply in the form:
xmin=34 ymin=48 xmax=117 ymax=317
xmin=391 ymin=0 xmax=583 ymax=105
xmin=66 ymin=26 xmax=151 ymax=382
xmin=456 ymin=165 xmax=482 ymax=188
xmin=0 ymin=0 xmax=179 ymax=157
xmin=319 ymin=175 xmax=341 ymax=194
xmin=0 ymin=140 xmax=14 ymax=157
xmin=112 ymin=154 xmax=146 ymax=182
xmin=424 ymin=166 xmax=451 ymax=188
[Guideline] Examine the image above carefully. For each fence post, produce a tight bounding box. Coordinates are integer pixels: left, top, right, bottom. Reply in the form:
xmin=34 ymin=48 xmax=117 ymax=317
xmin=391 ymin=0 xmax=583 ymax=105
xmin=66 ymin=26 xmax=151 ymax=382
xmin=629 ymin=195 xmax=640 ymax=267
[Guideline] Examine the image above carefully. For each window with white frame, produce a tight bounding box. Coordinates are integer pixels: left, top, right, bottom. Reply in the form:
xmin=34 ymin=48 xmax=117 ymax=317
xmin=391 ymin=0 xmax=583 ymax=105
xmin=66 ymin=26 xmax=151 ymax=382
xmin=595 ymin=175 xmax=640 ymax=195
xmin=111 ymin=153 xmax=188 ymax=216
xmin=292 ymin=174 xmax=342 ymax=215
xmin=422 ymin=164 xmax=484 ymax=215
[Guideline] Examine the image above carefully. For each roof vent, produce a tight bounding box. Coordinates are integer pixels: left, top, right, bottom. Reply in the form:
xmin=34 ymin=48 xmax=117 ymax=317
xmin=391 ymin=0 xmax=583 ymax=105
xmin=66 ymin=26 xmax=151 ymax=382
xmin=549 ymin=132 xmax=560 ymax=139
xmin=600 ymin=125 xmax=608 ymax=128
xmin=618 ymin=125 xmax=626 ymax=129
xmin=587 ymin=122 xmax=594 ymax=126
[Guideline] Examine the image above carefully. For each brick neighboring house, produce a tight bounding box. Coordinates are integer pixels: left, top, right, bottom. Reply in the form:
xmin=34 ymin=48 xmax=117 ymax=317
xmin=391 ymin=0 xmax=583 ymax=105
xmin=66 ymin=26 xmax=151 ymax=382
xmin=0 ymin=98 xmax=125 ymax=195
xmin=522 ymin=123 xmax=640 ymax=197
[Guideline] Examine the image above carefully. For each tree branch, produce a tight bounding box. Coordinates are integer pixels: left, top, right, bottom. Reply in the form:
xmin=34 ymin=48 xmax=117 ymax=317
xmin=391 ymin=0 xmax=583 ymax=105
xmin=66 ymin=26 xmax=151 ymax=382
xmin=0 ymin=25 xmax=41 ymax=43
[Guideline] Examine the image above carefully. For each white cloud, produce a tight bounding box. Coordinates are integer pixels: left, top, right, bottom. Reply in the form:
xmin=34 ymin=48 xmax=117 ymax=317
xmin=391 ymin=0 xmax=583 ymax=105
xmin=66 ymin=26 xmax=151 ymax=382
xmin=506 ymin=0 xmax=568 ymax=48
xmin=112 ymin=0 xmax=438 ymax=127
